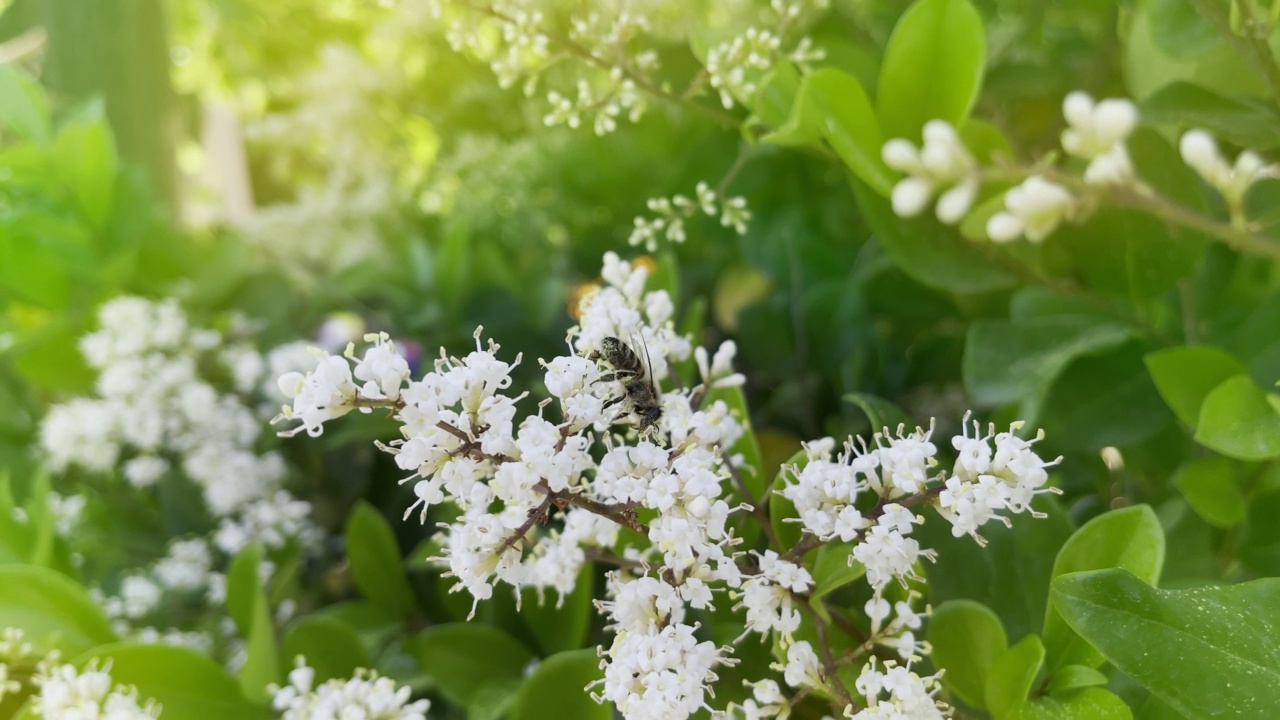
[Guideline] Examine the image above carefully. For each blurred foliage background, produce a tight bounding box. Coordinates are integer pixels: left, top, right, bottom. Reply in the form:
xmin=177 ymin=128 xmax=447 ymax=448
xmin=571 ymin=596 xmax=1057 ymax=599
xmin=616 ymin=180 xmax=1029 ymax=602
xmin=3 ymin=0 xmax=1280 ymax=716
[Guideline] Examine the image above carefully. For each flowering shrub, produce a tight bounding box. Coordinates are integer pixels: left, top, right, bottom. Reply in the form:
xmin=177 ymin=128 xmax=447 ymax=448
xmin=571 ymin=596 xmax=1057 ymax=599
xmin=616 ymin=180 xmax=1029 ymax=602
xmin=4 ymin=0 xmax=1280 ymax=718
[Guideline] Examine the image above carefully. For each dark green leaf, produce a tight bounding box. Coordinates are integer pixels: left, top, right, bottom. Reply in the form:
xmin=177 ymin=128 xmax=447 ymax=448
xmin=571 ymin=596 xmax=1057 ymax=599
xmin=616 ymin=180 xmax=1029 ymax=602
xmin=1054 ymin=569 xmax=1280 ymax=719
xmin=876 ymin=0 xmax=986 ymax=140
xmin=843 ymin=393 xmax=911 ymax=434
xmin=225 ymin=544 xmax=261 ymax=638
xmin=770 ymin=449 xmax=810 ymax=552
xmin=519 ymin=563 xmax=595 ymax=655
xmin=281 ymin=615 xmax=372 ymax=683
xmin=1046 ymin=665 xmax=1110 ymax=695
xmin=239 ymin=570 xmax=281 ymax=703
xmin=509 ymin=649 xmax=609 ymax=720
xmin=407 ymin=623 xmax=533 ymax=707
xmin=1143 ymin=81 xmax=1280 ymax=149
xmin=1148 ymin=0 xmax=1219 ymax=59
xmin=854 ymin=178 xmax=1016 ymax=294
xmin=1041 ymin=343 xmax=1172 ymax=451
xmin=345 ymin=501 xmax=416 ymax=619
xmin=964 ymin=317 xmax=1132 ymax=406
xmin=1019 ymin=687 xmax=1134 ymax=720
xmin=1043 ymin=506 xmax=1165 ymax=674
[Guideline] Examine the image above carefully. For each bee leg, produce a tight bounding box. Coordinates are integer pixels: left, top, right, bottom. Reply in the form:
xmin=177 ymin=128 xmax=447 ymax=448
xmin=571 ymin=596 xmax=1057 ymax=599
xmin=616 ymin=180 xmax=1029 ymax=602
xmin=595 ymin=371 xmax=637 ymax=384
xmin=601 ymin=395 xmax=627 ymax=411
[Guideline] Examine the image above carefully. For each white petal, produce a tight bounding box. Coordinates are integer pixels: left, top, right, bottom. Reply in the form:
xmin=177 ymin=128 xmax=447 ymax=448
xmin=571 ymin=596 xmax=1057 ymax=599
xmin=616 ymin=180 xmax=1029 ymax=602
xmin=936 ymin=178 xmax=978 ymax=224
xmin=986 ymin=211 xmax=1024 ymax=243
xmin=891 ymin=177 xmax=933 ymax=217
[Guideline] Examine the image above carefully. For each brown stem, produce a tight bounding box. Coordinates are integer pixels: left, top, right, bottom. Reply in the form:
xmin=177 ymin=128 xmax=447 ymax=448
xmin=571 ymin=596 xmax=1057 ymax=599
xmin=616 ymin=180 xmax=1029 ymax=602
xmin=813 ymin=609 xmax=856 ymax=710
xmin=497 ymin=491 xmax=556 ymax=554
xmin=725 ymin=459 xmax=781 ymax=549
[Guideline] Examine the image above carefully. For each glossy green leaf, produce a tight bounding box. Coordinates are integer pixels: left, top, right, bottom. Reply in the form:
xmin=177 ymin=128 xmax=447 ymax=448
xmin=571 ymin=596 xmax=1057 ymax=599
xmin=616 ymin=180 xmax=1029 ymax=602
xmin=770 ymin=449 xmax=810 ymax=552
xmin=985 ymin=634 xmax=1044 ymax=720
xmin=797 ymin=68 xmax=895 ymax=196
xmin=1046 ymin=664 xmax=1110 ymax=695
xmin=810 ymin=543 xmax=865 ymax=607
xmin=520 ymin=563 xmax=595 ymax=655
xmin=0 ymin=65 xmax=50 ymax=144
xmin=1019 ymin=687 xmax=1134 ymax=720
xmin=345 ymin=501 xmax=416 ymax=619
xmin=1194 ymin=374 xmax=1280 ymax=460
xmin=1173 ymin=455 xmax=1245 ymax=528
xmin=1145 ymin=346 xmax=1248 ymax=427
xmin=1043 ymin=506 xmax=1165 ymax=673
xmin=0 ymin=565 xmax=117 ymax=657
xmin=408 ymin=623 xmax=533 ymax=707
xmin=1054 ymin=569 xmax=1280 ymax=719
xmin=281 ymin=615 xmax=372 ymax=683
xmin=964 ymin=317 xmax=1132 ymax=406
xmin=918 ymin=494 xmax=1074 ymax=642
xmin=854 ymin=178 xmax=1016 ymax=294
xmin=927 ymin=600 xmax=1007 ymax=710
xmin=510 ymin=649 xmax=609 ymax=720
xmin=1040 ymin=343 xmax=1172 ymax=451
xmin=876 ymin=0 xmax=986 ymax=140
xmin=75 ymin=643 xmax=269 ymax=719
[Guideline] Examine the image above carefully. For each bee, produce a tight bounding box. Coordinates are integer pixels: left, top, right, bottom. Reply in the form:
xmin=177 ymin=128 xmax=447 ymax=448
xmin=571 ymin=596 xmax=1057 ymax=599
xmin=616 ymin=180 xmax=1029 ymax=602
xmin=591 ymin=335 xmax=662 ymax=435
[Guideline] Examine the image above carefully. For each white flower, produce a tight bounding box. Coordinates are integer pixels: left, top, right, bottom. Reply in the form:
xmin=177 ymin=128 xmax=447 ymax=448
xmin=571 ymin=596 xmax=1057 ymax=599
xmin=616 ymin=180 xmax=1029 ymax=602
xmin=1180 ymin=128 xmax=1274 ymax=209
xmin=34 ymin=659 xmax=161 ymax=719
xmin=986 ymin=175 xmax=1076 ymax=243
xmin=1061 ymin=91 xmax=1138 ymax=160
xmin=882 ymin=120 xmax=979 ymax=224
xmin=779 ymin=640 xmax=822 ymax=689
xmin=271 ymin=657 xmax=430 ymax=720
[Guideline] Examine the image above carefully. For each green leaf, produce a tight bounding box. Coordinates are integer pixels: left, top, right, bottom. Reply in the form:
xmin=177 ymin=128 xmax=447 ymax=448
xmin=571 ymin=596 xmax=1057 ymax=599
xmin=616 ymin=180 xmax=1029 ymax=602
xmin=1040 ymin=343 xmax=1172 ymax=451
xmin=225 ymin=544 xmax=262 ymax=637
xmin=854 ymin=178 xmax=1017 ymax=294
xmin=752 ymin=61 xmax=802 ymax=130
xmin=519 ymin=563 xmax=594 ymax=655
xmin=964 ymin=317 xmax=1132 ymax=406
xmin=876 ymin=0 xmax=986 ymax=140
xmin=1019 ymin=687 xmax=1134 ymax=720
xmin=1043 ymin=506 xmax=1165 ymax=673
xmin=345 ymin=501 xmax=416 ymax=619
xmin=0 ymin=65 xmax=50 ymax=144
xmin=1194 ymin=374 xmax=1280 ymax=460
xmin=928 ymin=600 xmax=1007 ymax=710
xmin=1054 ymin=569 xmax=1280 ymax=719
xmin=0 ymin=565 xmax=117 ymax=657
xmin=52 ymin=116 xmax=118 ymax=230
xmin=985 ymin=634 xmax=1045 ymax=720
xmin=407 ymin=623 xmax=533 ymax=707
xmin=844 ymin=393 xmax=911 ymax=434
xmin=1145 ymin=346 xmax=1248 ymax=427
xmin=239 ymin=570 xmax=281 ymax=703
xmin=795 ymin=68 xmax=895 ymax=196
xmin=510 ymin=649 xmax=609 ymax=720
xmin=1173 ymin=455 xmax=1245 ymax=528
xmin=1046 ymin=664 xmax=1111 ymax=695
xmin=75 ymin=643 xmax=269 ymax=719
xmin=1148 ymin=0 xmax=1219 ymax=59
xmin=918 ymin=494 xmax=1074 ymax=642
xmin=1239 ymin=490 xmax=1280 ymax=575
xmin=810 ymin=543 xmax=865 ymax=607
xmin=281 ymin=616 xmax=372 ymax=683
xmin=1142 ymin=81 xmax=1280 ymax=150
xmin=770 ymin=449 xmax=810 ymax=551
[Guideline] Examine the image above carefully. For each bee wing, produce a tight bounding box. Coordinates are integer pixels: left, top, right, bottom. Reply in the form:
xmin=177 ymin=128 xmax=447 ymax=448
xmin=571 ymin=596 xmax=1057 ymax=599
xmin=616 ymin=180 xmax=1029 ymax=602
xmin=635 ymin=331 xmax=660 ymax=397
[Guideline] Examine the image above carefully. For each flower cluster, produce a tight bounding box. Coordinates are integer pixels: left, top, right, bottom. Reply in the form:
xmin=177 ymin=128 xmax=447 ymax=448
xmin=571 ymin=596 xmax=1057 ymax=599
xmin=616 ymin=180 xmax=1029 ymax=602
xmin=706 ymin=0 xmax=828 ymax=110
xmin=276 ymin=252 xmax=1059 ymax=719
xmin=1180 ymin=129 xmax=1276 ymax=214
xmin=271 ymin=657 xmax=431 ymax=720
xmin=39 ymin=297 xmax=319 ymax=654
xmin=628 ymin=182 xmax=751 ymax=251
xmin=1060 ymin=91 xmax=1139 ymax=186
xmin=850 ymin=658 xmax=947 ymax=720
xmin=882 ymin=120 xmax=979 ymax=224
xmin=32 ymin=658 xmax=162 ymax=719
